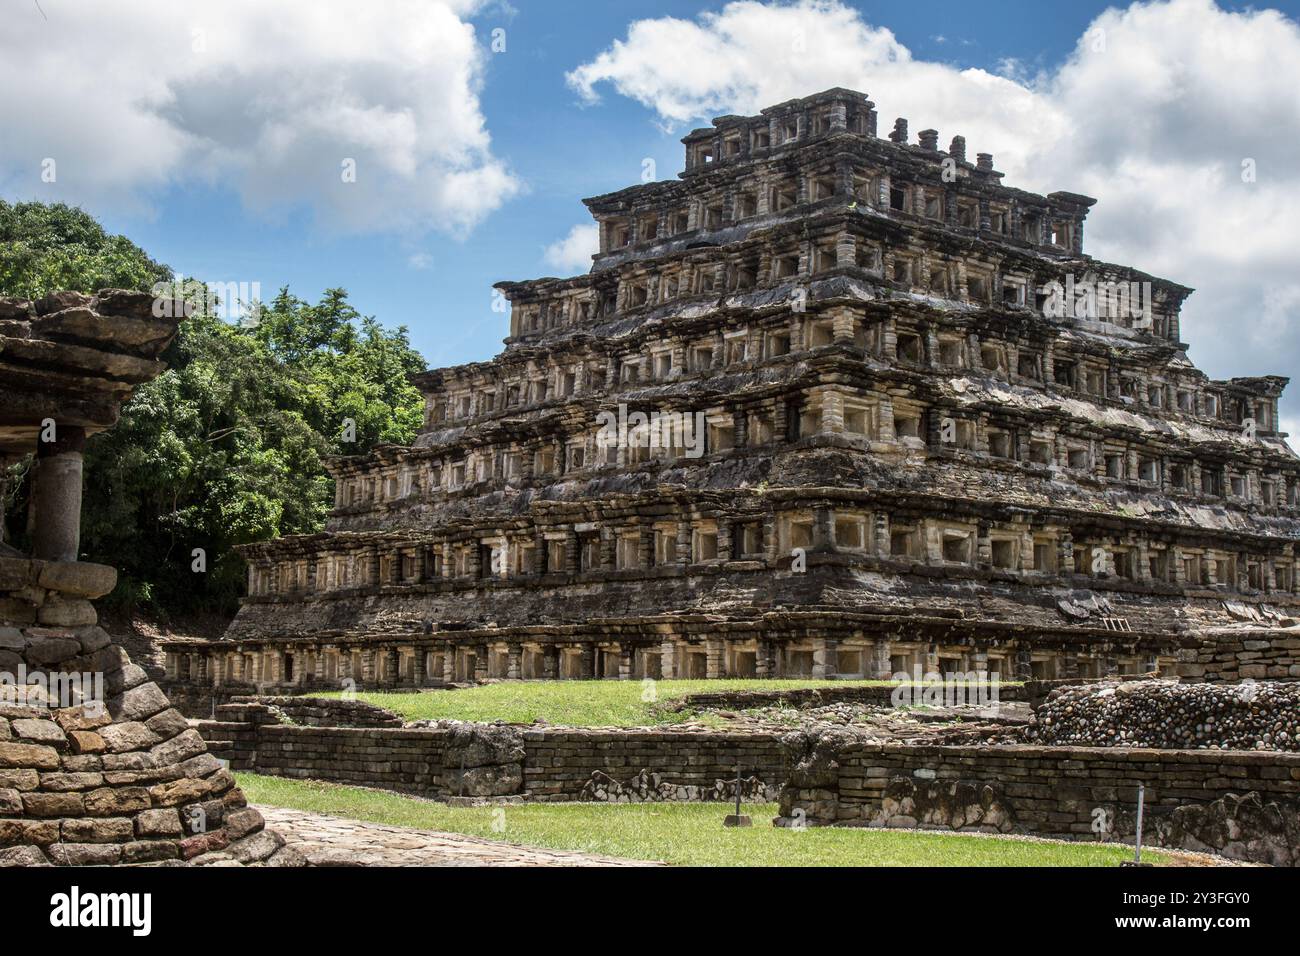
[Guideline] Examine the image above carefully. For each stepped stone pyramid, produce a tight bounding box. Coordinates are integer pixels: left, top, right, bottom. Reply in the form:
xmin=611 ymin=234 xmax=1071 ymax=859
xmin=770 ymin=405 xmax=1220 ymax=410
xmin=0 ymin=290 xmax=289 ymax=866
xmin=162 ymin=88 xmax=1299 ymax=695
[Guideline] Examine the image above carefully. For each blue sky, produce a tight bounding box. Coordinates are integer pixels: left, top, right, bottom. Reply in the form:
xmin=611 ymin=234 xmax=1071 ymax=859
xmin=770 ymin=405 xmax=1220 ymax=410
xmin=95 ymin=0 xmax=1120 ymax=369
xmin=5 ymin=0 xmax=1300 ymax=415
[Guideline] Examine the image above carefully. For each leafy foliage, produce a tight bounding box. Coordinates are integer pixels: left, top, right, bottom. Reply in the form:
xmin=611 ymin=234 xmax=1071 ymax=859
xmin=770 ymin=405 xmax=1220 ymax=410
xmin=1 ymin=202 xmax=425 ymax=614
xmin=0 ymin=200 xmax=171 ymax=298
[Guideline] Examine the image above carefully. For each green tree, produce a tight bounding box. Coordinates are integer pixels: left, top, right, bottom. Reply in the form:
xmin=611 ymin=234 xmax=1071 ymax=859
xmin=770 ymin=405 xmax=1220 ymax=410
xmin=0 ymin=200 xmax=171 ymax=298
xmin=78 ymin=288 xmax=426 ymax=614
xmin=1 ymin=202 xmax=426 ymax=615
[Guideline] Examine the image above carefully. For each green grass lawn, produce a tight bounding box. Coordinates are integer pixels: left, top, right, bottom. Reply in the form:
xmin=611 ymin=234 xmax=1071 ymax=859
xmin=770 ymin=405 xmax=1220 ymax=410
xmin=240 ymin=772 xmax=1170 ymax=867
xmin=319 ymin=679 xmax=858 ymax=726
xmin=318 ymin=678 xmax=950 ymax=727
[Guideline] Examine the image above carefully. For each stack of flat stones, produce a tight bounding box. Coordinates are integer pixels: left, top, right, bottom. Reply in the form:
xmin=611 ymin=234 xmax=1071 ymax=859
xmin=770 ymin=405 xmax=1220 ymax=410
xmin=0 ymin=288 xmax=184 ymax=447
xmin=0 ymin=559 xmax=295 ymax=866
xmin=1028 ymin=678 xmax=1300 ymax=751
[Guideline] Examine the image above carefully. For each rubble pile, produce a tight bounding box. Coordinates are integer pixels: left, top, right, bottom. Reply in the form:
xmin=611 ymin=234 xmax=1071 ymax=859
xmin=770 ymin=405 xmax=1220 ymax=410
xmin=1029 ymin=679 xmax=1300 ymax=751
xmin=689 ymin=699 xmax=1024 ymax=744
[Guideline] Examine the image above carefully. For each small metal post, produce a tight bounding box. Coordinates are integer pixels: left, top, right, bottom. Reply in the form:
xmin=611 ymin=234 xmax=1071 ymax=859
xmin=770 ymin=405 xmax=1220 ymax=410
xmin=1134 ymin=782 xmax=1145 ymax=864
xmin=723 ymin=762 xmax=752 ymax=827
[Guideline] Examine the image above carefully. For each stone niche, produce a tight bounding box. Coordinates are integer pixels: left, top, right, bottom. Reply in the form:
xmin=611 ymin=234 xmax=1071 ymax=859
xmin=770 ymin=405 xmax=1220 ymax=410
xmin=0 ymin=290 xmax=295 ymax=866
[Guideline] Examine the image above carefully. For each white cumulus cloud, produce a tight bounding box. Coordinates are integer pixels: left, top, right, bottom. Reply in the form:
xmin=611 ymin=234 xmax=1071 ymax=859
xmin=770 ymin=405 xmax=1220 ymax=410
xmin=543 ymin=223 xmax=600 ymax=274
xmin=566 ymin=0 xmax=1300 ymax=432
xmin=0 ymin=0 xmax=519 ymax=235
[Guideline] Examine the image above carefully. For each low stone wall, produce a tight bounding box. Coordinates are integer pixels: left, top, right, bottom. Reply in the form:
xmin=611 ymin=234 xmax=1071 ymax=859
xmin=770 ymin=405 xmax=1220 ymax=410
xmin=521 ymin=729 xmax=785 ymax=801
xmin=232 ymin=696 xmax=403 ymax=728
xmin=196 ymin=716 xmax=788 ymax=802
xmin=778 ymin=731 xmax=1300 ymax=865
xmin=233 ymin=725 xmax=454 ymax=795
xmin=161 ymin=681 xmax=345 ymax=719
xmin=669 ymin=682 xmax=1024 ymax=713
xmin=1177 ymin=631 xmax=1300 ymax=683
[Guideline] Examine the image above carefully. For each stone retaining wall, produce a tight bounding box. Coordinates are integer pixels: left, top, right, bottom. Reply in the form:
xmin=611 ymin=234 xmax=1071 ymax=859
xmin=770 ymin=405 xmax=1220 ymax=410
xmin=520 ymin=729 xmax=785 ymax=801
xmin=232 ymin=696 xmax=403 ymax=728
xmin=196 ymin=716 xmax=788 ymax=802
xmin=778 ymin=732 xmax=1300 ymax=865
xmin=161 ymin=681 xmax=340 ymax=719
xmin=1177 ymin=632 xmax=1300 ymax=683
xmin=671 ymin=682 xmax=1026 ymax=713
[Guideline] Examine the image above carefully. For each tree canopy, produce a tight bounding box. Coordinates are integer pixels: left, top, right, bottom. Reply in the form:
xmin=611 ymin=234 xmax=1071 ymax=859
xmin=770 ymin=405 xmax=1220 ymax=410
xmin=1 ymin=201 xmax=426 ymax=614
xmin=0 ymin=200 xmax=172 ymax=298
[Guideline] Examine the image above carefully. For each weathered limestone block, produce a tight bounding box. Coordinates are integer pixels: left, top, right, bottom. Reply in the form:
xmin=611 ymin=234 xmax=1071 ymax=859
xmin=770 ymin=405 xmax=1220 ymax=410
xmin=21 ymin=636 xmax=81 ymax=668
xmin=107 ymin=681 xmax=172 ymax=722
xmin=98 ymin=721 xmax=162 ymax=753
xmin=873 ymin=776 xmax=1015 ymax=832
xmin=442 ymin=721 xmax=526 ymax=767
xmin=36 ymin=598 xmax=98 ymax=628
xmin=47 ymin=843 xmax=122 ymax=866
xmin=0 ymin=742 xmax=60 ymax=770
xmin=225 ymin=828 xmax=286 ymax=864
xmin=446 ymin=763 xmax=524 ymax=798
xmin=1159 ymin=791 xmax=1300 ymax=867
xmin=0 ymin=846 xmax=52 ymax=866
xmin=135 ymin=808 xmax=184 ymax=837
xmin=61 ymin=817 xmax=135 ymax=843
xmin=11 ymin=719 xmax=66 ymax=745
xmin=222 ymin=806 xmax=265 ymax=841
xmin=82 ymin=786 xmax=152 ymax=816
xmin=37 ymin=771 xmax=102 ymax=791
xmin=781 ymin=729 xmax=848 ymax=789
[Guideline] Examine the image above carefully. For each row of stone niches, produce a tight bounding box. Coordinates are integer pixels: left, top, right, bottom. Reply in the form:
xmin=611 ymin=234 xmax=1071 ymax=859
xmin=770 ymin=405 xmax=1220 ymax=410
xmin=449 ymin=293 xmax=1220 ymax=442
xmin=249 ymin=505 xmax=1300 ymax=601
xmin=400 ymin=379 xmax=1287 ymax=522
xmin=167 ymin=636 xmax=1163 ymax=689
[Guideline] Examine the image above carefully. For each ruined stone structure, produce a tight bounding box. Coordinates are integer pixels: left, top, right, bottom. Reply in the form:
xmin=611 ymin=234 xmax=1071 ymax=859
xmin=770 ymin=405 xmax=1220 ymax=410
xmin=194 ymin=703 xmax=789 ymax=803
xmin=1 ymin=290 xmax=289 ymax=865
xmin=777 ymin=730 xmax=1300 ymax=865
xmin=167 ymin=88 xmax=1300 ymax=693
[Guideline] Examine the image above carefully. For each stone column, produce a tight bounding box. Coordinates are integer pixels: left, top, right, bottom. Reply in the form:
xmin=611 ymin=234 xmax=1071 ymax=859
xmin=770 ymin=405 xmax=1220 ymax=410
xmin=1015 ymin=646 xmax=1033 ymax=681
xmin=0 ymin=468 xmax=9 ymax=550
xmin=659 ymin=639 xmax=677 ymax=679
xmin=705 ymin=638 xmax=724 ymax=678
xmin=870 ymin=639 xmax=892 ymax=679
xmin=812 ymin=637 xmax=838 ymax=679
xmin=31 ymin=424 xmax=86 ymax=562
xmin=812 ymin=506 xmax=832 ymax=551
